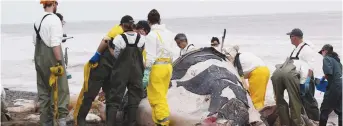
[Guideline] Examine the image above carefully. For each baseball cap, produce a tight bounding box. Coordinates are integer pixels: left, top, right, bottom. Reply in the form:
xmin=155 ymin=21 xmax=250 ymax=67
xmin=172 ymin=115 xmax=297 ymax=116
xmin=318 ymin=44 xmax=333 ymax=54
xmin=286 ymin=28 xmax=303 ymax=37
xmin=174 ymin=33 xmax=187 ymax=41
xmin=120 ymin=15 xmax=134 ymax=24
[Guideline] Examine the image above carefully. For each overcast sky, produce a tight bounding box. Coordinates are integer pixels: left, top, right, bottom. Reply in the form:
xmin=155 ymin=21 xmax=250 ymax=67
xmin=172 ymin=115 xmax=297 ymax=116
xmin=1 ymin=0 xmax=342 ymax=24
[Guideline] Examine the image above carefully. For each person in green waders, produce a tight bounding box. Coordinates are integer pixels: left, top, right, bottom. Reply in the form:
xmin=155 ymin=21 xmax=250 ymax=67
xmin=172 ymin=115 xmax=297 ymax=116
xmin=286 ymin=28 xmax=320 ymax=122
xmin=271 ymin=28 xmax=319 ymax=126
xmin=73 ymin=15 xmax=129 ymax=125
xmin=271 ymin=58 xmax=309 ymax=126
xmin=107 ymin=15 xmax=146 ymax=126
xmin=317 ymin=44 xmax=342 ymax=126
xmin=117 ymin=20 xmax=151 ymax=125
xmin=33 ymin=0 xmax=69 ymax=125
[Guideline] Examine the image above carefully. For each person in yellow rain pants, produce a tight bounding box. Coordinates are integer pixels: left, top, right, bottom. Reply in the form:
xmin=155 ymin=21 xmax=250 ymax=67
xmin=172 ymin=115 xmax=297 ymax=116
xmin=223 ymin=45 xmax=270 ymax=110
xmin=145 ymin=9 xmax=179 ymax=126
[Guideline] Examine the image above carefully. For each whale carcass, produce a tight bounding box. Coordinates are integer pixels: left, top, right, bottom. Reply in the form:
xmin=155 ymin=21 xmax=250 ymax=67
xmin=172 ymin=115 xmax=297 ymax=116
xmin=136 ymin=47 xmax=265 ymax=126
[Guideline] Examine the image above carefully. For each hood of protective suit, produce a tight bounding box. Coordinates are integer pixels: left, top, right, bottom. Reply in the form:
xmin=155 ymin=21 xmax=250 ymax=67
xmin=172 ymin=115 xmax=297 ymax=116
xmin=151 ymin=24 xmax=169 ymax=32
xmin=150 ymin=24 xmax=180 ymax=61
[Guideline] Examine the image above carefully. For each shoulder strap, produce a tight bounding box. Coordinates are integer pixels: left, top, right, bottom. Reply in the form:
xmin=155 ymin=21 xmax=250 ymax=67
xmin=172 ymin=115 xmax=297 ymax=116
xmin=289 ymin=49 xmax=296 ymax=58
xmin=290 ymin=43 xmax=308 ymax=60
xmin=120 ymin=34 xmax=129 ymax=45
xmin=34 ymin=14 xmax=51 ymax=39
xmin=154 ymin=31 xmax=164 ymax=44
xmin=121 ymin=33 xmax=141 ymax=47
xmin=134 ymin=34 xmax=141 ymax=46
xmin=186 ymin=44 xmax=194 ymax=51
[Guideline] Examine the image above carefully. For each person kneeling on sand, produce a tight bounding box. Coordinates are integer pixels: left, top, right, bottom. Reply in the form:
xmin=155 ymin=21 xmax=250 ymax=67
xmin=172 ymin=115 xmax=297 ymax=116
xmin=223 ymin=45 xmax=270 ymax=110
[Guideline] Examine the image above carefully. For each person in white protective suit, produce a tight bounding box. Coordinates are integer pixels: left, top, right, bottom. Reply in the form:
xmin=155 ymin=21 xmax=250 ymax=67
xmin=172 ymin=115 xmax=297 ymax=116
xmin=145 ymin=9 xmax=179 ymax=126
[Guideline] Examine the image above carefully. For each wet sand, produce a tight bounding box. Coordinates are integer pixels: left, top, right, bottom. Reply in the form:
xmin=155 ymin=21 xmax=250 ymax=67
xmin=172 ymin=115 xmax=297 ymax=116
xmin=2 ymin=89 xmax=104 ymax=126
xmin=1 ymin=89 xmax=339 ymax=126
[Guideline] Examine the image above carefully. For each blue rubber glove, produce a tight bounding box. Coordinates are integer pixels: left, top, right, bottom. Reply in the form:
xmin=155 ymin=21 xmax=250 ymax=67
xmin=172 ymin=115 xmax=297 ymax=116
xmin=89 ymin=52 xmax=101 ymax=64
xmin=300 ymin=77 xmax=311 ymax=96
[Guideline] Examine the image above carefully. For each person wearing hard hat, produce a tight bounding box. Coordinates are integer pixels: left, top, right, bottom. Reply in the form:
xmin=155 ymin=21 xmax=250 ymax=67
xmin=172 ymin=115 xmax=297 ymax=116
xmin=223 ymin=45 xmax=270 ymax=110
xmin=33 ymin=0 xmax=69 ymax=125
xmin=73 ymin=16 xmax=127 ymax=125
xmin=174 ymin=33 xmax=197 ymax=56
xmin=145 ymin=9 xmax=178 ymax=126
xmin=317 ymin=44 xmax=342 ymax=126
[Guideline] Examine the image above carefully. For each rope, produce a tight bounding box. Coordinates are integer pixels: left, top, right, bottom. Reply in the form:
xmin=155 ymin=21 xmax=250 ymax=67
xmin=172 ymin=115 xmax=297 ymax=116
xmin=73 ymin=62 xmax=98 ymax=125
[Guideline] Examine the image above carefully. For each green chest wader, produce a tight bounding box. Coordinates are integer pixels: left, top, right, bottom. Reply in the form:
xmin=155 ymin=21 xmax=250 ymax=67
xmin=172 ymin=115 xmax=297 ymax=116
xmin=272 ymin=58 xmax=305 ymax=126
xmin=34 ymin=14 xmax=70 ymax=125
xmin=106 ymin=34 xmax=145 ymax=126
xmin=75 ymin=48 xmax=116 ymax=126
xmin=290 ymin=43 xmax=320 ymax=121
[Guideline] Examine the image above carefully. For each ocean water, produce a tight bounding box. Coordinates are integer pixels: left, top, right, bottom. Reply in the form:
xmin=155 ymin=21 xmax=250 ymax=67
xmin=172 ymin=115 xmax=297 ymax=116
xmin=1 ymin=11 xmax=342 ymax=109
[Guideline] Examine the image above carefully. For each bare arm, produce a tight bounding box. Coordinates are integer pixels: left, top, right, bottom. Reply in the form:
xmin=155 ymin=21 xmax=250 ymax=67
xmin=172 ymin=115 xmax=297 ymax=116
xmin=98 ymin=24 xmax=124 ymax=54
xmin=53 ymin=45 xmax=62 ymax=62
xmin=96 ymin=39 xmax=109 ymax=54
xmin=50 ymin=16 xmax=63 ymax=63
xmin=307 ymin=69 xmax=313 ymax=78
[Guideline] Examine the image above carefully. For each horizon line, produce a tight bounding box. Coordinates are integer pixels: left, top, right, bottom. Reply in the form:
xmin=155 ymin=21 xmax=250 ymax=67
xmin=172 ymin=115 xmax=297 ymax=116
xmin=1 ymin=10 xmax=341 ymax=25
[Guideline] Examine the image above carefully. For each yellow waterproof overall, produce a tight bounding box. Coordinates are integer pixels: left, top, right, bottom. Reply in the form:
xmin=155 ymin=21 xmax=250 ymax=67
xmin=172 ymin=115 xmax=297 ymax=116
xmin=147 ymin=31 xmax=172 ymax=126
xmin=247 ymin=66 xmax=270 ymax=110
